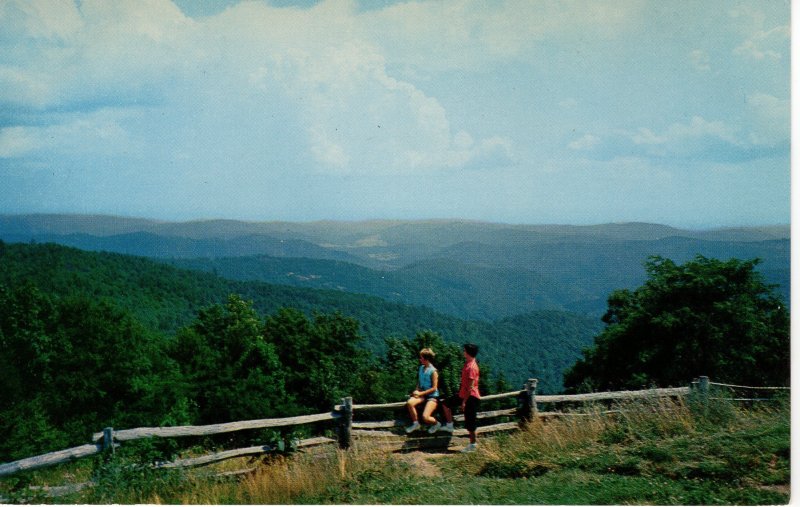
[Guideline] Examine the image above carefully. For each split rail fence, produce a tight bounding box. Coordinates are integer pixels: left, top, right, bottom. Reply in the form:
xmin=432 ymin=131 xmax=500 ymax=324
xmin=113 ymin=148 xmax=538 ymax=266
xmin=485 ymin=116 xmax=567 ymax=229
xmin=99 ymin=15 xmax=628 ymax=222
xmin=0 ymin=375 xmax=788 ymax=499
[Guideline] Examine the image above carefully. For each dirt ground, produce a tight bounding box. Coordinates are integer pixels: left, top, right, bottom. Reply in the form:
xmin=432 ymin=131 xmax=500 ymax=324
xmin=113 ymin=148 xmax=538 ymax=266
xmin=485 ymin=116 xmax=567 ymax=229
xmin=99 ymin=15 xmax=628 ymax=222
xmin=393 ymin=450 xmax=456 ymax=478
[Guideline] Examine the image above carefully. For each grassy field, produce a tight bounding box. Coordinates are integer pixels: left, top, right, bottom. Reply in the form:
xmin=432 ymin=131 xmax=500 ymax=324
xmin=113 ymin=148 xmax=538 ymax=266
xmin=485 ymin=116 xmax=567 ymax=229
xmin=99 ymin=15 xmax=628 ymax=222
xmin=1 ymin=396 xmax=789 ymax=504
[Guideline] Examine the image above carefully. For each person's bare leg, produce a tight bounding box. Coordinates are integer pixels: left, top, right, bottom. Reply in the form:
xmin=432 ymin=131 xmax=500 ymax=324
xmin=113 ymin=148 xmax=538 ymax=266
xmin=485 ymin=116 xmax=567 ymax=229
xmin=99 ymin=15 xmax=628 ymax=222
xmin=405 ymin=397 xmax=423 ymax=433
xmin=421 ymin=400 xmax=438 ymax=425
xmin=406 ymin=397 xmax=422 ymax=422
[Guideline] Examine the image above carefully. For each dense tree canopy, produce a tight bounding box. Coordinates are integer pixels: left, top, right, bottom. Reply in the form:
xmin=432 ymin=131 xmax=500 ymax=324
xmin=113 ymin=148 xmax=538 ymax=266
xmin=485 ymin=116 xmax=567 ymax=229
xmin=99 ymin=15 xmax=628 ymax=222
xmin=262 ymin=306 xmax=376 ymax=412
xmin=169 ymin=294 xmax=292 ymax=423
xmin=564 ymin=256 xmax=790 ymax=392
xmin=0 ymin=284 xmax=181 ymax=461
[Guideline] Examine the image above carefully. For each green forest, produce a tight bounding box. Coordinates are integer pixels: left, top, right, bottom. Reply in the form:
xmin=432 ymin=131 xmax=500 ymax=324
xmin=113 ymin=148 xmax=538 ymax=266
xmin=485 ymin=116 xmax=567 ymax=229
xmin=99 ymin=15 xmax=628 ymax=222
xmin=0 ymin=241 xmax=789 ymax=465
xmin=0 ymin=241 xmax=596 ymax=462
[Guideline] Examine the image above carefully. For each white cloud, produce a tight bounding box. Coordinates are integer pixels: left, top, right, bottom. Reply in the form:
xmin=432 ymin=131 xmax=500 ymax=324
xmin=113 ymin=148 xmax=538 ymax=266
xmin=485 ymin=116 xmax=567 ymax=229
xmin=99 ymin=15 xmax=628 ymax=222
xmin=404 ymin=135 xmax=514 ymax=171
xmin=577 ymin=111 xmax=788 ymax=164
xmin=626 ymin=116 xmax=745 ymax=160
xmin=559 ymin=98 xmax=579 ymax=109
xmin=309 ymin=126 xmax=349 ymax=170
xmin=0 ymin=0 xmax=516 ymax=174
xmin=627 ymin=117 xmax=736 ymax=150
xmin=568 ymin=134 xmax=600 ymax=151
xmin=360 ymin=0 xmax=646 ymax=71
xmin=733 ymin=28 xmax=786 ymax=61
xmin=729 ymin=5 xmax=789 ymax=62
xmin=0 ymin=126 xmax=38 ymax=158
xmin=689 ymin=49 xmax=711 ymax=71
xmin=191 ymin=2 xmax=516 ymax=173
xmin=0 ymin=66 xmax=54 ymax=108
xmin=628 ymin=101 xmax=787 ymax=157
xmin=744 ymin=93 xmax=789 ymax=146
xmin=1 ymin=0 xmax=197 ymax=113
xmin=0 ymin=0 xmax=83 ymax=42
xmin=0 ymin=108 xmax=139 ymax=158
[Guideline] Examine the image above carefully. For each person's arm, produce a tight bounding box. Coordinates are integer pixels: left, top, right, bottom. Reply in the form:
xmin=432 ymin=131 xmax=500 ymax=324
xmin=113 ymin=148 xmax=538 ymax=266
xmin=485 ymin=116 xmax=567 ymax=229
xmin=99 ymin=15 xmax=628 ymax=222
xmin=429 ymin=370 xmax=439 ymax=395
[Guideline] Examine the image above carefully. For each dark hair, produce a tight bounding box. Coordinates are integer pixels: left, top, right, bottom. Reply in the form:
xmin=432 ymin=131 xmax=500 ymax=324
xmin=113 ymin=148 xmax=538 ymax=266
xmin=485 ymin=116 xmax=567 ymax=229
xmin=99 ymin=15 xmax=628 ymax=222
xmin=463 ymin=343 xmax=479 ymax=358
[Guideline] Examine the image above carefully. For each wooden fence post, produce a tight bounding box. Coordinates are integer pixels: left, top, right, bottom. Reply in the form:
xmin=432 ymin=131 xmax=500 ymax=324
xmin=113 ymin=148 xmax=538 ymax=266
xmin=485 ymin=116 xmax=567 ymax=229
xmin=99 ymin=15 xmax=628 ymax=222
xmin=690 ymin=376 xmax=710 ymax=415
xmin=698 ymin=376 xmax=709 ymax=396
xmin=523 ymin=378 xmax=538 ymax=423
xmin=102 ymin=427 xmax=114 ymax=455
xmin=698 ymin=376 xmax=709 ymax=406
xmin=339 ymin=397 xmax=353 ymax=450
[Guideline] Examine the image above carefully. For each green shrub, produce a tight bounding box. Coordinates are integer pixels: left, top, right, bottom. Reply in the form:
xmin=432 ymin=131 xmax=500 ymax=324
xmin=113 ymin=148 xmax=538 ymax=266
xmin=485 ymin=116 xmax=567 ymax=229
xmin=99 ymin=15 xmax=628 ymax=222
xmin=88 ymin=456 xmax=187 ymax=504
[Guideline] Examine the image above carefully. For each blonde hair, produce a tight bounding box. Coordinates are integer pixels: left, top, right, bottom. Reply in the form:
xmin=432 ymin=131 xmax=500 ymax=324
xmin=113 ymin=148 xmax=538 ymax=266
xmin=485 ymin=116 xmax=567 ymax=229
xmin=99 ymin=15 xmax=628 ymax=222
xmin=419 ymin=348 xmax=436 ymax=361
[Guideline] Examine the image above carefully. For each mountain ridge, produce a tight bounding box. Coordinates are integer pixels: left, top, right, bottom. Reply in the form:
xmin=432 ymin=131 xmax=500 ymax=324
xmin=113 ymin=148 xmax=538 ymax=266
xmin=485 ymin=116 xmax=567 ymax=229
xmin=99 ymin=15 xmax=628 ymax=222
xmin=0 ymin=214 xmax=788 ymax=319
xmin=0 ymin=214 xmax=789 ymax=242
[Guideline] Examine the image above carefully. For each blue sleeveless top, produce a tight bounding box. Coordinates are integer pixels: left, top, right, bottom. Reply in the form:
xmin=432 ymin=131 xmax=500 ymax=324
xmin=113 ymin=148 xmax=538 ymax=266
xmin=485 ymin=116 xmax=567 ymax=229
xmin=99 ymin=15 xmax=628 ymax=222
xmin=418 ymin=364 xmax=439 ymax=398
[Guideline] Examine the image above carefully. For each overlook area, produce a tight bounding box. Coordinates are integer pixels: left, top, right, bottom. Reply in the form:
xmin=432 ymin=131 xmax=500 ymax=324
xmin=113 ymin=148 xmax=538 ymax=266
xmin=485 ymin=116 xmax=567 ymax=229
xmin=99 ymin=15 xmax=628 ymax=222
xmin=0 ymin=393 xmax=789 ymax=505
xmin=0 ymin=215 xmax=790 ymax=505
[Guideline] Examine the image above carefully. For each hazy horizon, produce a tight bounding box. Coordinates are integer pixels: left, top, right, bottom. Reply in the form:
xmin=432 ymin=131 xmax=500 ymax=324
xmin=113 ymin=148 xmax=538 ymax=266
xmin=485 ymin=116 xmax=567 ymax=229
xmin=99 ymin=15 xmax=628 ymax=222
xmin=0 ymin=0 xmax=790 ymax=229
xmin=0 ymin=211 xmax=790 ymax=232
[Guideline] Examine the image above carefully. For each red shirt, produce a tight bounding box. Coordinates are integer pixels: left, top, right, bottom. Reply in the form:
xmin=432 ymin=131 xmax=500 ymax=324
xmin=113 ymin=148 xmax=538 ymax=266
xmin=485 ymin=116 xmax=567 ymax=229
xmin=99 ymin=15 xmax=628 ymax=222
xmin=459 ymin=358 xmax=480 ymax=399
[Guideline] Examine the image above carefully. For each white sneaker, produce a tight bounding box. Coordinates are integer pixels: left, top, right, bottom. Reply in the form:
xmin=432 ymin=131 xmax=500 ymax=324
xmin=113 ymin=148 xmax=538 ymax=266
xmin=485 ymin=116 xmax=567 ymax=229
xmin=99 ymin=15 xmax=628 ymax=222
xmin=405 ymin=422 xmax=420 ymax=433
xmin=427 ymin=422 xmax=442 ymax=434
xmin=460 ymin=443 xmax=478 ymax=453
xmin=442 ymin=423 xmax=455 ymax=433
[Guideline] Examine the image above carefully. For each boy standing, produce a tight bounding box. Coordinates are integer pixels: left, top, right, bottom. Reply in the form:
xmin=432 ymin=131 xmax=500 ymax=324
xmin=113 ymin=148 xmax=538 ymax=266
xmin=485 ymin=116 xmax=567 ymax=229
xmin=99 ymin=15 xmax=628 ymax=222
xmin=442 ymin=343 xmax=481 ymax=452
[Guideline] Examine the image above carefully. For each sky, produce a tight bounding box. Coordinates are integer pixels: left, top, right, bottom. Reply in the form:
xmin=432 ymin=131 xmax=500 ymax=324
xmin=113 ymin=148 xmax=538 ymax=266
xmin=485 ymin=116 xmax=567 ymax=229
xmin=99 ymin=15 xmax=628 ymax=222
xmin=0 ymin=0 xmax=791 ymax=228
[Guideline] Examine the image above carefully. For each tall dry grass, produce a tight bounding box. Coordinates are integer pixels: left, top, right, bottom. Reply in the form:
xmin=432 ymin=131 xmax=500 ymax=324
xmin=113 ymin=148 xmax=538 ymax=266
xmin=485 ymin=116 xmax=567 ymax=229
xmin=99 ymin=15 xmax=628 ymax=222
xmin=165 ymin=441 xmax=411 ymax=504
xmin=461 ymin=396 xmax=698 ymax=476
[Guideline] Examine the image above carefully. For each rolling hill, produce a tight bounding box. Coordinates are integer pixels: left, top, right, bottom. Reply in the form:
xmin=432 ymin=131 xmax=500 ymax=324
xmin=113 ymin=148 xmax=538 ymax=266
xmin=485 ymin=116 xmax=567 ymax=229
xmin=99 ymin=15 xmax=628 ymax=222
xmin=0 ymin=215 xmax=788 ymax=319
xmin=0 ymin=241 xmax=600 ymax=392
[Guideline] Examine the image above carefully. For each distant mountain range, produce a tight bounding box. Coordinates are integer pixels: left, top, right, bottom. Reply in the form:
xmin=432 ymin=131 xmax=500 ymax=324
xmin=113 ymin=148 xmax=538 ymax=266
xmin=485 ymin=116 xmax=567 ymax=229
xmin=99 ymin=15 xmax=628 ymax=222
xmin=0 ymin=241 xmax=600 ymax=393
xmin=0 ymin=214 xmax=789 ymax=319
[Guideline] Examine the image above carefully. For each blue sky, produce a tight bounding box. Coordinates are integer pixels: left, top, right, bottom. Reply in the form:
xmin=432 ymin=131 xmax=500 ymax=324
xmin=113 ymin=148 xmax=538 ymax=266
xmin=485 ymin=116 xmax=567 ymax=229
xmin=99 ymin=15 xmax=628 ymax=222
xmin=0 ymin=0 xmax=790 ymax=227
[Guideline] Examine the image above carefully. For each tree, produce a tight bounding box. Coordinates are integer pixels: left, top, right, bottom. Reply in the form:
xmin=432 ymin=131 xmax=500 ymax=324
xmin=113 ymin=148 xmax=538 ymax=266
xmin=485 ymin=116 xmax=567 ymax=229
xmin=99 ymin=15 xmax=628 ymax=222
xmin=0 ymin=284 xmax=182 ymax=461
xmin=170 ymin=294 xmax=291 ymax=423
xmin=263 ymin=308 xmax=374 ymax=412
xmin=563 ymin=256 xmax=789 ymax=392
xmin=0 ymin=283 xmax=67 ymax=460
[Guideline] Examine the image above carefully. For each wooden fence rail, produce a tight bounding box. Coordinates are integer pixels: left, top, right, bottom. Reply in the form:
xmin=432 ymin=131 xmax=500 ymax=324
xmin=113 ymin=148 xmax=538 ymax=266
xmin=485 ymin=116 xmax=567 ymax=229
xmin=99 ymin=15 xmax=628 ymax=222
xmin=0 ymin=444 xmax=106 ymax=477
xmin=535 ymin=386 xmax=690 ymax=403
xmin=0 ymin=375 xmax=787 ymax=483
xmin=89 ymin=411 xmax=341 ymax=443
